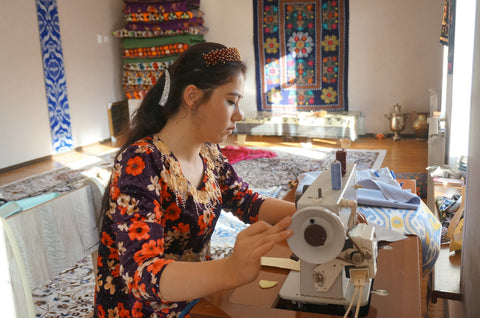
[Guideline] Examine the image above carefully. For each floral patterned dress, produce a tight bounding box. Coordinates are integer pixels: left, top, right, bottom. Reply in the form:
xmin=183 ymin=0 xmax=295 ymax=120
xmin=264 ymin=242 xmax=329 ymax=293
xmin=94 ymin=135 xmax=265 ymax=318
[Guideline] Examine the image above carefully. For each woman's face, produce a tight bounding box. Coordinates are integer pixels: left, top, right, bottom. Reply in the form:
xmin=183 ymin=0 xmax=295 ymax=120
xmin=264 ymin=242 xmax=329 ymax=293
xmin=194 ymin=72 xmax=245 ymax=144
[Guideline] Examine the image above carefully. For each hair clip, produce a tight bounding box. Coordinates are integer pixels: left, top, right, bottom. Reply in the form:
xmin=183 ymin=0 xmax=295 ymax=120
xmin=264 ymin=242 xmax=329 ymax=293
xmin=158 ymin=69 xmax=170 ymax=107
xmin=202 ymin=47 xmax=242 ymax=67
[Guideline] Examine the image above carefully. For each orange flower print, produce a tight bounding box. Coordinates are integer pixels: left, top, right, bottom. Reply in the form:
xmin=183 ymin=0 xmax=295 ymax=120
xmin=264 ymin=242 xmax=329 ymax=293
xmin=153 ymin=200 xmax=163 ymax=221
xmin=97 ymin=254 xmax=103 ymax=267
xmin=198 ymin=212 xmax=213 ymax=235
xmin=131 ymin=271 xmax=147 ymax=296
xmin=117 ymin=303 xmax=130 ymax=318
xmin=146 ymin=258 xmax=174 ymax=275
xmin=126 ymin=156 xmax=145 ymax=176
xmin=160 ymin=180 xmax=171 ymax=199
xmin=128 ymin=221 xmax=151 ymax=241
xmin=101 ymin=232 xmax=114 ymax=246
xmin=108 ymin=259 xmax=120 ymax=277
xmin=135 ymin=140 xmax=153 ymax=155
xmin=111 ymin=185 xmax=121 ymax=202
xmin=134 ymin=239 xmax=164 ymax=264
xmin=132 ymin=301 xmax=144 ymax=318
xmin=97 ymin=305 xmax=105 ymax=318
xmin=173 ymin=222 xmax=190 ymax=233
xmin=108 ymin=249 xmax=119 ymax=261
xmin=164 ymin=203 xmax=182 ymax=221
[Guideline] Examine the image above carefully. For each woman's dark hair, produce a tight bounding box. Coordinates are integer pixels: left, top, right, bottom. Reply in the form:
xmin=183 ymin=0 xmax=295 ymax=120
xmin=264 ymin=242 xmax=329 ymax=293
xmin=120 ymin=42 xmax=247 ymax=154
xmin=97 ymin=42 xmax=247 ymax=229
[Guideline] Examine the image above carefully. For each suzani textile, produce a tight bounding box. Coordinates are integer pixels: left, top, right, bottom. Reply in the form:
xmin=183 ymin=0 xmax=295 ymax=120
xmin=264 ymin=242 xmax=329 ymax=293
xmin=253 ymin=0 xmax=349 ymax=112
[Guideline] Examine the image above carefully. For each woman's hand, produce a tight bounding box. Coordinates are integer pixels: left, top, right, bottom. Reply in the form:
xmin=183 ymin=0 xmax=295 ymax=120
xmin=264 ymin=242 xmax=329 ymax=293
xmin=226 ymin=216 xmax=293 ymax=286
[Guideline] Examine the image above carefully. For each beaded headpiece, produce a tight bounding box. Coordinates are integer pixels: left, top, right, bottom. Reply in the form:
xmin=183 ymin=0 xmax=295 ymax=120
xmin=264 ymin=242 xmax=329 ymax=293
xmin=158 ymin=69 xmax=170 ymax=107
xmin=202 ymin=47 xmax=242 ymax=67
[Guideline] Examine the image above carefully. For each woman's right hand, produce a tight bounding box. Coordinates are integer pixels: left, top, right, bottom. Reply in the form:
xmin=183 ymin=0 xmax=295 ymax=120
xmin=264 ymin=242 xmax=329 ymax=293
xmin=226 ymin=216 xmax=293 ymax=286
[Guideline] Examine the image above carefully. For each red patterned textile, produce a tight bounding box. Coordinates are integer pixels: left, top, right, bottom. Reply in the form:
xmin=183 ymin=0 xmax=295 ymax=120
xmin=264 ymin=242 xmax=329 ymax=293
xmin=125 ymin=9 xmax=203 ymax=23
xmin=122 ymin=0 xmax=200 ymax=14
xmin=125 ymin=18 xmax=204 ymax=32
xmin=123 ymin=43 xmax=189 ymax=59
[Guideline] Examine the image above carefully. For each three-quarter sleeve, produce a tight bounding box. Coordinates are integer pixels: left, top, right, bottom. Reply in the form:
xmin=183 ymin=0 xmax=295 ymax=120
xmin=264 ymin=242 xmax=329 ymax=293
xmin=214 ymin=145 xmax=266 ymax=224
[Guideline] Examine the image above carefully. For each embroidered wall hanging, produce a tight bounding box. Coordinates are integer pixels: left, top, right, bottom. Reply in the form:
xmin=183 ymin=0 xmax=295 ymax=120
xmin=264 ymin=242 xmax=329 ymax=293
xmin=36 ymin=0 xmax=74 ymax=153
xmin=253 ymin=0 xmax=349 ymax=112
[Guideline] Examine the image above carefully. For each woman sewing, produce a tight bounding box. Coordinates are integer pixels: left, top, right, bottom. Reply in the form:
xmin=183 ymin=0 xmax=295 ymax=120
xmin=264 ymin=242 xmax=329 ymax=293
xmin=93 ymin=42 xmax=296 ymax=317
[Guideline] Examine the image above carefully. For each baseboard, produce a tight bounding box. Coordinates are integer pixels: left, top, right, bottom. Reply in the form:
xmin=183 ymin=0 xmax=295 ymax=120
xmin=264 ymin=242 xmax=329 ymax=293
xmin=0 ymin=138 xmax=114 ymax=174
xmin=0 ymin=155 xmax=53 ymax=174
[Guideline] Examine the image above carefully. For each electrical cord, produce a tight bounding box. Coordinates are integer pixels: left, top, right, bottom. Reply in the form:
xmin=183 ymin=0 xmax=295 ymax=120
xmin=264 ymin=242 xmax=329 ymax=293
xmin=343 ymin=286 xmax=358 ymax=318
xmin=343 ymin=268 xmax=368 ymax=318
xmin=355 ymin=285 xmax=364 ymax=318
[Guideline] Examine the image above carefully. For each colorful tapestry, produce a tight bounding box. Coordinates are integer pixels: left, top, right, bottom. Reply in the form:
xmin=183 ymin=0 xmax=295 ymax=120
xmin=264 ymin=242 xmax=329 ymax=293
xmin=253 ymin=0 xmax=349 ymax=112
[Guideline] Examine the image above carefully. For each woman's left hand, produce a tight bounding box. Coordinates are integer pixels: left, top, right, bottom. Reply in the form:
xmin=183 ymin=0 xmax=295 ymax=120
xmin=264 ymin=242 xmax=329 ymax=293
xmin=226 ymin=216 xmax=293 ymax=286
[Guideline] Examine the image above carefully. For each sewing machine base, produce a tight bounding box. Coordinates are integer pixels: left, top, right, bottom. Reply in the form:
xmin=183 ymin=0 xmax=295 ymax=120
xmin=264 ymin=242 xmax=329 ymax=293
xmin=275 ymin=297 xmax=370 ymax=317
xmin=279 ymin=270 xmax=373 ymax=307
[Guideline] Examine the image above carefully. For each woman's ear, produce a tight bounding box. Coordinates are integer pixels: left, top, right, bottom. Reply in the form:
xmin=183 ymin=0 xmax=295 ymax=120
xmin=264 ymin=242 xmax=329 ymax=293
xmin=183 ymin=84 xmax=201 ymax=111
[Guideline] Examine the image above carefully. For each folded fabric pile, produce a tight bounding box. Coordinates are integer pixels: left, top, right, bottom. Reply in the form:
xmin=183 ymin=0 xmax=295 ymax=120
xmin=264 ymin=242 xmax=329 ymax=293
xmin=114 ymin=0 xmax=208 ymax=99
xmin=356 ymin=167 xmax=421 ymax=210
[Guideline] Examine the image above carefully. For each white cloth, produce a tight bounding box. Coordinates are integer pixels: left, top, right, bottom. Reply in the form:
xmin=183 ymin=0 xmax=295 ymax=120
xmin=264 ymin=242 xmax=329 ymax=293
xmin=357 ymin=167 xmax=421 ymax=210
xmin=296 ymin=167 xmax=421 ymax=210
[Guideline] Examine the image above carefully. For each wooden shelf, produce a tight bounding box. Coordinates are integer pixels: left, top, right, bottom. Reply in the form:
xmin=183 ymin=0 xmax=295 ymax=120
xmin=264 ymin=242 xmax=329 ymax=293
xmin=429 ymin=184 xmax=463 ymax=303
xmin=431 ymin=246 xmax=462 ymax=302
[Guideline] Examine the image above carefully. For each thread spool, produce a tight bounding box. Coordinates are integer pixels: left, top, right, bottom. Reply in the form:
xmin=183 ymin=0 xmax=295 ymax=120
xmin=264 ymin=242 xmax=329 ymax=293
xmin=336 ymin=149 xmax=347 ymax=176
xmin=331 ymin=161 xmax=342 ymax=190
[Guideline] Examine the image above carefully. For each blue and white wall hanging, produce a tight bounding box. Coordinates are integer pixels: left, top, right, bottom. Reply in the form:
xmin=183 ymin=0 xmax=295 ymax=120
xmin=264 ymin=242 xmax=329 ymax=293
xmin=36 ymin=0 xmax=74 ymax=153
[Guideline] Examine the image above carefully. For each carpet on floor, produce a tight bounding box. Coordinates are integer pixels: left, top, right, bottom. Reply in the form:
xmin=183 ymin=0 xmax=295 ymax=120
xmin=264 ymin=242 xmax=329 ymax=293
xmin=0 ymin=146 xmax=385 ymax=317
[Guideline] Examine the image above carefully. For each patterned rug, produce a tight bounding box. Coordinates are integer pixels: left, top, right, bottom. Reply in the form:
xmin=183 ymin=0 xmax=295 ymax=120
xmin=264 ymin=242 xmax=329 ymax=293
xmin=253 ymin=0 xmax=349 ymax=112
xmin=0 ymin=146 xmax=384 ymax=317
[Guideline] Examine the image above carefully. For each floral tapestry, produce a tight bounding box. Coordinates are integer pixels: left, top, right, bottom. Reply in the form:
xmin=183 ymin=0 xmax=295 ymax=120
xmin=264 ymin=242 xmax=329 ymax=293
xmin=253 ymin=0 xmax=349 ymax=112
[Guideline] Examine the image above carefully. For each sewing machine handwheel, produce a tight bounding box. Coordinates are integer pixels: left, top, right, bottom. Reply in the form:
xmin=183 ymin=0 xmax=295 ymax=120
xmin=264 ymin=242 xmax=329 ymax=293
xmin=287 ymin=206 xmax=345 ymax=264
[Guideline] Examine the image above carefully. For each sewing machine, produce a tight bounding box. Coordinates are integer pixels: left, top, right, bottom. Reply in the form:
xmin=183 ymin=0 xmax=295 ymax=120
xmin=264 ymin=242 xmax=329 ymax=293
xmin=279 ymin=162 xmax=377 ymax=309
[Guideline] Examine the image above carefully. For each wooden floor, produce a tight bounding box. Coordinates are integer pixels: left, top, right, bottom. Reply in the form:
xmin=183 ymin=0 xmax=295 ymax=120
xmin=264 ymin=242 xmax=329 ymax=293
xmin=0 ymin=135 xmax=443 ymax=317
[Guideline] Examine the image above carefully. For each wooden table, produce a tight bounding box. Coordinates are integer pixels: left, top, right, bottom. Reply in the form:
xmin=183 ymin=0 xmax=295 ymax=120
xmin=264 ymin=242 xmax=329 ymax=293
xmin=191 ymin=236 xmax=421 ymax=318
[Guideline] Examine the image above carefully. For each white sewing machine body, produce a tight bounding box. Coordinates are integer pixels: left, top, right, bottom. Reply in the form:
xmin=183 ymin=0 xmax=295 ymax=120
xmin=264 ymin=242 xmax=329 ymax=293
xmin=280 ymin=162 xmax=377 ymax=307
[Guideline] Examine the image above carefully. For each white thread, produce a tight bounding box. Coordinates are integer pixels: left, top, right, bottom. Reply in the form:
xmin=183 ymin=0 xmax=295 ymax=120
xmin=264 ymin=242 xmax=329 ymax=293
xmin=158 ymin=69 xmax=170 ymax=107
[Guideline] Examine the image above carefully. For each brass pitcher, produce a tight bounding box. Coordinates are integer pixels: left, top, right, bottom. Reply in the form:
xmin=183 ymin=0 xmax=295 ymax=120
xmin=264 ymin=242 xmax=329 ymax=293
xmin=412 ymin=112 xmax=429 ymax=141
xmin=385 ymin=104 xmax=407 ymax=141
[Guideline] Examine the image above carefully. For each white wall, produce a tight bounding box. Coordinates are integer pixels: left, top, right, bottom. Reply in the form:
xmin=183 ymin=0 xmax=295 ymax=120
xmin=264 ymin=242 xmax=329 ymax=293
xmin=58 ymin=0 xmax=124 ymax=148
xmin=0 ymin=0 xmax=53 ymax=168
xmin=201 ymin=0 xmax=258 ymax=117
xmin=202 ymin=0 xmax=444 ymax=135
xmin=0 ymin=0 xmax=124 ymax=170
xmin=349 ymin=0 xmax=444 ymax=135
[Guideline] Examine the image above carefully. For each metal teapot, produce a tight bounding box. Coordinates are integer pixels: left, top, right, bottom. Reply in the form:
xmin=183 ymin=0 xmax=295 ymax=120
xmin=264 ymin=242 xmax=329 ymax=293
xmin=385 ymin=104 xmax=408 ymax=141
